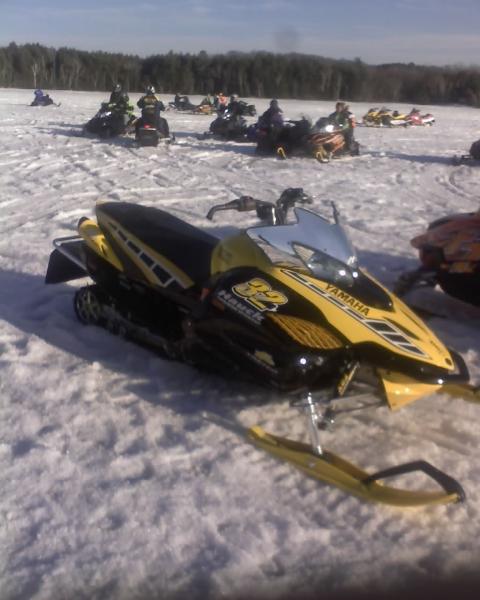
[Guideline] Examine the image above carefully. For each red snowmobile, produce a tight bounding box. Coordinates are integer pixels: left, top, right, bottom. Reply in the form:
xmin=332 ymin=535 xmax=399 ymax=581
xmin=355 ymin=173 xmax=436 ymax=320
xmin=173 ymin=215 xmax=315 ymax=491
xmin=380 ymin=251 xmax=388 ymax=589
xmin=406 ymin=109 xmax=435 ymax=126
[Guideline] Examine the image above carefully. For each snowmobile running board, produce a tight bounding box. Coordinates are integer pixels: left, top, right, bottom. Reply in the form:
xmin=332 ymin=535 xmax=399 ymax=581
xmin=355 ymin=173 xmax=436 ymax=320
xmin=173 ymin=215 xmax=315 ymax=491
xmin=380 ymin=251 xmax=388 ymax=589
xmin=247 ymin=427 xmax=465 ymax=507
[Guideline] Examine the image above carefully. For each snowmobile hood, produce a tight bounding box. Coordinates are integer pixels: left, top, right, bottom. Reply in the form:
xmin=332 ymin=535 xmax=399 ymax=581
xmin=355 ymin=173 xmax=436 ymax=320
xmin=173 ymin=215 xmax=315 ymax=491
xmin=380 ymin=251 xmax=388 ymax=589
xmin=273 ymin=267 xmax=455 ymax=374
xmin=411 ymin=213 xmax=480 ymax=263
xmin=212 ymin=222 xmax=455 ymax=376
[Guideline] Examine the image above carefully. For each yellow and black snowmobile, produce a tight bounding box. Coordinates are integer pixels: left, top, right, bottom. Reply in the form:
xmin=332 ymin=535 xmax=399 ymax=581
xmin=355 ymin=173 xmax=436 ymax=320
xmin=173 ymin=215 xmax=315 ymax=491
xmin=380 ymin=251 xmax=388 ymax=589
xmin=45 ymin=188 xmax=479 ymax=507
xmin=362 ymin=107 xmax=409 ymax=128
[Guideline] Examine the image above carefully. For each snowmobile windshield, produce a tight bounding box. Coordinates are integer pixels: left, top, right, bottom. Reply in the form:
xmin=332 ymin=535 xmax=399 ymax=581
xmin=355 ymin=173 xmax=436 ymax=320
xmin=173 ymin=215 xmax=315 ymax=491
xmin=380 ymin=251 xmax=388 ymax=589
xmin=247 ymin=207 xmax=359 ymax=286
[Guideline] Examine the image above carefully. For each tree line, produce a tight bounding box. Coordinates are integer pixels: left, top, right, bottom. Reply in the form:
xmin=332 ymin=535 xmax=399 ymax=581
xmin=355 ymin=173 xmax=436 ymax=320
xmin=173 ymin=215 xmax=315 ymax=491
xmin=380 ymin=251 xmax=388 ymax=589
xmin=2 ymin=42 xmax=480 ymax=106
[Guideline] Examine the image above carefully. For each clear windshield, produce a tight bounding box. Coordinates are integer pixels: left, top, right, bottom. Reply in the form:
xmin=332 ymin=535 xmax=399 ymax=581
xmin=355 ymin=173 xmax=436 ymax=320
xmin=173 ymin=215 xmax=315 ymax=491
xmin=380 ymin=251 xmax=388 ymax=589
xmin=246 ymin=207 xmax=358 ymax=286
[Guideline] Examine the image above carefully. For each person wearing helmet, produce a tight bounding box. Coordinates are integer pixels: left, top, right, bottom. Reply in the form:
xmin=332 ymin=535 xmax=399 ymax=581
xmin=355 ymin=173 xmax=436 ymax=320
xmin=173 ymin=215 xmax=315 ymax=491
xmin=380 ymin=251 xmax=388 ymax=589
xmin=328 ymin=100 xmax=357 ymax=152
xmin=136 ymin=85 xmax=169 ymax=137
xmin=109 ymin=84 xmax=123 ymax=105
xmin=226 ymin=94 xmax=243 ymax=118
xmin=137 ymin=85 xmax=165 ymax=115
xmin=254 ymin=99 xmax=285 ymax=154
xmin=173 ymin=92 xmax=183 ymax=108
xmin=259 ymin=99 xmax=284 ymax=128
xmin=31 ymin=88 xmax=54 ymax=106
xmin=103 ymin=84 xmax=134 ymax=128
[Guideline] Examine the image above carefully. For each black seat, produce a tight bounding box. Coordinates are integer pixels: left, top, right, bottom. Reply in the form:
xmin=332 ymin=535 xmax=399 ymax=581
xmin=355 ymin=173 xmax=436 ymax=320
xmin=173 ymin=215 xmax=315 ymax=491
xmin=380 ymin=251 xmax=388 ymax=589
xmin=96 ymin=202 xmax=218 ymax=286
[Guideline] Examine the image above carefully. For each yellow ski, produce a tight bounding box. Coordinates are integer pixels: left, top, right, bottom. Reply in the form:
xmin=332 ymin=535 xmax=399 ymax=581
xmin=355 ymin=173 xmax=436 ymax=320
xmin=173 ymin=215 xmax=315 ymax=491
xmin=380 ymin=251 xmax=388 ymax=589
xmin=248 ymin=426 xmax=465 ymax=507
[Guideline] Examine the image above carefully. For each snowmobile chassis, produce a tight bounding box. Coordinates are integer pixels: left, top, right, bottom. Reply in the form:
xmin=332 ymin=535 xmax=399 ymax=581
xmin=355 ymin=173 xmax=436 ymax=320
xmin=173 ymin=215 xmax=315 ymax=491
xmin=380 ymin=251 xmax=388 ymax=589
xmin=47 ymin=204 xmax=479 ymax=508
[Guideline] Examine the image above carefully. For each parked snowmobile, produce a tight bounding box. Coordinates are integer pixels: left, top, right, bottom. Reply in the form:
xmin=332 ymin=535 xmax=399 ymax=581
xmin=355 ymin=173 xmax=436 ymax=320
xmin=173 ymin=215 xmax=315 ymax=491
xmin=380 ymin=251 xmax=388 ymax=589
xmin=237 ymin=100 xmax=256 ymax=117
xmin=257 ymin=118 xmax=359 ymax=162
xmin=84 ymin=103 xmax=135 ymax=139
xmin=30 ymin=89 xmax=56 ymax=107
xmin=201 ymin=110 xmax=249 ymax=141
xmin=407 ymin=109 xmax=435 ymax=126
xmin=46 ymin=187 xmax=479 ymax=506
xmin=362 ymin=107 xmax=392 ymax=127
xmin=396 ymin=209 xmax=480 ymax=307
xmin=216 ymin=100 xmax=256 ymax=117
xmin=362 ymin=107 xmax=408 ymax=127
xmin=192 ymin=103 xmax=216 ymax=116
xmin=169 ymin=94 xmax=197 ymax=111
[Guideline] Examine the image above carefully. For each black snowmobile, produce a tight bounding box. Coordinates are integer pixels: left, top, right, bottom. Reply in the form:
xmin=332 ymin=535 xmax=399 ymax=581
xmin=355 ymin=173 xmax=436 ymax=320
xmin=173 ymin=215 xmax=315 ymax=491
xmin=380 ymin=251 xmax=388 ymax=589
xmin=237 ymin=100 xmax=256 ymax=117
xmin=30 ymin=93 xmax=56 ymax=107
xmin=216 ymin=100 xmax=256 ymax=117
xmin=256 ymin=118 xmax=359 ymax=162
xmin=169 ymin=95 xmax=197 ymax=111
xmin=84 ymin=103 xmax=135 ymax=139
xmin=135 ymin=111 xmax=171 ymax=147
xmin=201 ymin=110 xmax=249 ymax=141
xmin=46 ymin=188 xmax=479 ymax=507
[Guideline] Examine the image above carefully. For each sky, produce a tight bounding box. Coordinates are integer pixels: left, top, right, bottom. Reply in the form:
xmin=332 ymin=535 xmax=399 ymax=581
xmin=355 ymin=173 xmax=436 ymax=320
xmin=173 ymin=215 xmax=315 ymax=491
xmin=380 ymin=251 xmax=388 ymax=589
xmin=1 ymin=0 xmax=480 ymax=66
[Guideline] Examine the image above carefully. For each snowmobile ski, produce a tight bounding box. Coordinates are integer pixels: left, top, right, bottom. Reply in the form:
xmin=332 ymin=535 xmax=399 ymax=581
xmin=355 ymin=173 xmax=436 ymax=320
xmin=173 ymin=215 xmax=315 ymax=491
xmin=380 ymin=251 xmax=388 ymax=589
xmin=248 ymin=426 xmax=465 ymax=506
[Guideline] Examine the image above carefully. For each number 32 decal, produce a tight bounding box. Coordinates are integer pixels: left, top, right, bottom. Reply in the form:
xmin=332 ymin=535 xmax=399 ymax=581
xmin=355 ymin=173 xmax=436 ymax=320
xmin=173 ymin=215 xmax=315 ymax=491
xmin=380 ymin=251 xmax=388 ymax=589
xmin=232 ymin=278 xmax=288 ymax=312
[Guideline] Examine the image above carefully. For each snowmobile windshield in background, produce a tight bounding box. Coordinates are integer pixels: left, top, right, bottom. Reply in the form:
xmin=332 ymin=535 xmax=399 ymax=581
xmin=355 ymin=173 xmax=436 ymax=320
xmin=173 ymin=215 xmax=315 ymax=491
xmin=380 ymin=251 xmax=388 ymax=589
xmin=247 ymin=207 xmax=358 ymax=286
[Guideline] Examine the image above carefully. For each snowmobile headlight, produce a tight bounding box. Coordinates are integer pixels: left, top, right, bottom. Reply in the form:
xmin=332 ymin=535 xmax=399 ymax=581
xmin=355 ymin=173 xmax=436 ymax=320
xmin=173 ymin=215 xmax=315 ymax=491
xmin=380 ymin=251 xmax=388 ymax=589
xmin=293 ymin=244 xmax=358 ymax=287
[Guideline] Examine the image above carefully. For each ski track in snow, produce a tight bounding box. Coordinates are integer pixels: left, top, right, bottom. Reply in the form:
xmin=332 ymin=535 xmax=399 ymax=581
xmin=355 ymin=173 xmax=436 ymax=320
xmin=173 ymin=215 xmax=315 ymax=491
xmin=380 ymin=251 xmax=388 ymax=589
xmin=1 ymin=88 xmax=480 ymax=599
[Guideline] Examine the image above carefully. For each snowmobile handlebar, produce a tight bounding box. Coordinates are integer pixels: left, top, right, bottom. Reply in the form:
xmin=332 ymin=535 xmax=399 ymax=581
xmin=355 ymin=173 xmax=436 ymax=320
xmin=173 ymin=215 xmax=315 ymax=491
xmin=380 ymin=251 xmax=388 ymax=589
xmin=206 ymin=196 xmax=264 ymax=220
xmin=206 ymin=188 xmax=313 ymax=225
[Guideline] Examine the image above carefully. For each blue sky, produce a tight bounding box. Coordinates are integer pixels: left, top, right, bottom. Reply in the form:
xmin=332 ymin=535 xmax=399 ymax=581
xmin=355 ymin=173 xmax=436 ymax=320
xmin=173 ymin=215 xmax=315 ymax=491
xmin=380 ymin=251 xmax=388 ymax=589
xmin=1 ymin=0 xmax=479 ymax=66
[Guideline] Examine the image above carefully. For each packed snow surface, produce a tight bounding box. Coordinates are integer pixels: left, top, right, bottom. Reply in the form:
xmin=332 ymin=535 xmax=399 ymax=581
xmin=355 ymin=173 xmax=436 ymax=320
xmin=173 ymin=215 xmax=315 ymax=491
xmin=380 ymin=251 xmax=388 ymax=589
xmin=1 ymin=89 xmax=480 ymax=599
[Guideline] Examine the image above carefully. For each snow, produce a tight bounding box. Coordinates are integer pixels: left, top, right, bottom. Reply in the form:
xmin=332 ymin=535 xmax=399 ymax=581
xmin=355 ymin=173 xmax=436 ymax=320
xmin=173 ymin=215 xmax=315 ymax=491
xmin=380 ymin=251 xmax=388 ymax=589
xmin=1 ymin=87 xmax=480 ymax=599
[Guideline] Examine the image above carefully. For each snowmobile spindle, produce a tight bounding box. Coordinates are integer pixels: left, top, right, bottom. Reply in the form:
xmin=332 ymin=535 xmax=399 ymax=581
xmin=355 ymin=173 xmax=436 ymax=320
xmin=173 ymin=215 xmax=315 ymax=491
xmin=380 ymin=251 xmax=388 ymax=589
xmin=305 ymin=392 xmax=323 ymax=456
xmin=291 ymin=391 xmax=337 ymax=455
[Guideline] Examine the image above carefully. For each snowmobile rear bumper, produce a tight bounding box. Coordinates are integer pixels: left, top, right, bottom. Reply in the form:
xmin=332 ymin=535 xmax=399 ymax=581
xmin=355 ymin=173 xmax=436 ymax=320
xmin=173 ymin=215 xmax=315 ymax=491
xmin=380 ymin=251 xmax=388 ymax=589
xmin=45 ymin=236 xmax=87 ymax=284
xmin=248 ymin=426 xmax=465 ymax=506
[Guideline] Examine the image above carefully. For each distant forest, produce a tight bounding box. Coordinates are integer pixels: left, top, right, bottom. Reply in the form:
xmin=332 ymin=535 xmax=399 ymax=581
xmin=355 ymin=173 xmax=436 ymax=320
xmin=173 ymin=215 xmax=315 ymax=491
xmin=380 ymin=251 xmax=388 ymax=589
xmin=2 ymin=42 xmax=480 ymax=106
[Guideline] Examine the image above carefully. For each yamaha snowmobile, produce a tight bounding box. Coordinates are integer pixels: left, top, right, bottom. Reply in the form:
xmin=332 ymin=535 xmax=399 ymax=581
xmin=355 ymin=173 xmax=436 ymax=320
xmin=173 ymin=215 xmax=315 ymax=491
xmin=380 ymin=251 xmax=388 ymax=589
xmin=84 ymin=103 xmax=135 ymax=139
xmin=396 ymin=209 xmax=480 ymax=307
xmin=45 ymin=188 xmax=479 ymax=506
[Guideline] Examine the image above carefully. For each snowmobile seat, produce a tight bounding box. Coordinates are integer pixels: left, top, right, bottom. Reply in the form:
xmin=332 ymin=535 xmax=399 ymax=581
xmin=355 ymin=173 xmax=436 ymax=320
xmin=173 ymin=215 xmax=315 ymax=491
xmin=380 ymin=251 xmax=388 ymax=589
xmin=96 ymin=202 xmax=218 ymax=286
